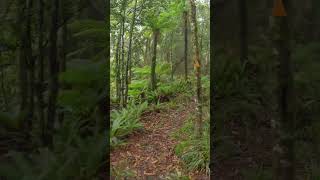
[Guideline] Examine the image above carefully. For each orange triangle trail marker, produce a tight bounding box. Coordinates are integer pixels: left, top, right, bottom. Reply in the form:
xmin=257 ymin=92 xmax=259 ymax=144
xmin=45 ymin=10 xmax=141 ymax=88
xmin=272 ymin=0 xmax=287 ymax=17
xmin=194 ymin=60 xmax=200 ymax=68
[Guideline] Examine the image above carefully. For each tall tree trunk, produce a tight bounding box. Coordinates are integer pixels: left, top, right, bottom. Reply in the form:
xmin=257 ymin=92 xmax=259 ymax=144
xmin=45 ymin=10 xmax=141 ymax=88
xmin=0 ymin=54 xmax=8 ymax=111
xmin=150 ymin=29 xmax=159 ymax=91
xmin=115 ymin=24 xmax=122 ymax=104
xmin=47 ymin=0 xmax=59 ymax=147
xmin=18 ymin=0 xmax=28 ymax=117
xmin=239 ymin=0 xmax=248 ymax=63
xmin=26 ymin=0 xmax=34 ymax=130
xmin=183 ymin=11 xmax=189 ymax=80
xmin=124 ymin=0 xmax=138 ymax=105
xmin=120 ymin=0 xmax=127 ymax=107
xmin=170 ymin=33 xmax=174 ymax=80
xmin=144 ymin=38 xmax=149 ymax=65
xmin=37 ymin=0 xmax=45 ymax=146
xmin=272 ymin=0 xmax=295 ymax=179
xmin=189 ymin=0 xmax=203 ymax=138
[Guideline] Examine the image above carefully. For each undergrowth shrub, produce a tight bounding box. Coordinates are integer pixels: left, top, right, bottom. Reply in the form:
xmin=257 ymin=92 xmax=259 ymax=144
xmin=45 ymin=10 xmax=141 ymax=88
xmin=110 ymin=102 xmax=148 ymax=147
xmin=173 ymin=107 xmax=209 ymax=173
xmin=241 ymin=166 xmax=272 ymax=180
xmin=0 ymin=128 xmax=106 ymax=180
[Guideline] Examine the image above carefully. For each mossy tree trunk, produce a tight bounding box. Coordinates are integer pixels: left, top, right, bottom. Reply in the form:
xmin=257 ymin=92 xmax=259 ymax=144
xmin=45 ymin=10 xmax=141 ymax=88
xmin=189 ymin=0 xmax=203 ymax=138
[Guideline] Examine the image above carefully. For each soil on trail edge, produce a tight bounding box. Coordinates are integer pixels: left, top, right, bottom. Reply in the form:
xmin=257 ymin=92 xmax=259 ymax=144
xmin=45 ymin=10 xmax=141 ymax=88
xmin=111 ymin=102 xmax=208 ymax=179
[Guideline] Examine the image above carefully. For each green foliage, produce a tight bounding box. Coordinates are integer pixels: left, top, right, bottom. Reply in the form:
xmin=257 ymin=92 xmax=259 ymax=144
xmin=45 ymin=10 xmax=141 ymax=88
xmin=58 ymin=61 xmax=106 ymax=114
xmin=241 ymin=167 xmax=272 ymax=180
xmin=111 ymin=162 xmax=136 ymax=179
xmin=127 ymin=63 xmax=191 ymax=103
xmin=213 ymin=56 xmax=249 ymax=98
xmin=68 ymin=19 xmax=106 ymax=60
xmin=0 ymin=133 xmax=106 ymax=180
xmin=144 ymin=0 xmax=184 ymax=31
xmin=111 ymin=102 xmax=148 ymax=147
xmin=306 ymin=161 xmax=320 ymax=180
xmin=165 ymin=169 xmax=190 ymax=180
xmin=174 ymin=112 xmax=209 ymax=172
xmin=0 ymin=111 xmax=20 ymax=129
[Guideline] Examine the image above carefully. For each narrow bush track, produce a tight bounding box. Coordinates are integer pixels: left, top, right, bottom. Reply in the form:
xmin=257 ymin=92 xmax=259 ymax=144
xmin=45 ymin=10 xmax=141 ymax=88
xmin=111 ymin=102 xmax=207 ymax=179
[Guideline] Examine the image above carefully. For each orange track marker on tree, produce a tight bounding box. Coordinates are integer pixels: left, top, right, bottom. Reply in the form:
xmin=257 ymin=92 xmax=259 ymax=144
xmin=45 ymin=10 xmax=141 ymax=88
xmin=272 ymin=0 xmax=287 ymax=17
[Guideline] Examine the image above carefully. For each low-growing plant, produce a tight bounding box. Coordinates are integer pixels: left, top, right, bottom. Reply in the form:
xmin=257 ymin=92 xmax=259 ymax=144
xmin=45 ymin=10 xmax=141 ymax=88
xmin=110 ymin=102 xmax=148 ymax=147
xmin=174 ymin=111 xmax=209 ymax=173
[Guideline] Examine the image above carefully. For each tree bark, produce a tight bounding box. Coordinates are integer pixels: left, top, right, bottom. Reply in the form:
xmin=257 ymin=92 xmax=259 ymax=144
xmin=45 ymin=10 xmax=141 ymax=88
xmin=26 ymin=0 xmax=34 ymax=130
xmin=37 ymin=0 xmax=45 ymax=146
xmin=272 ymin=0 xmax=295 ymax=179
xmin=189 ymin=0 xmax=203 ymax=138
xmin=0 ymin=53 xmax=8 ymax=111
xmin=239 ymin=0 xmax=248 ymax=63
xmin=115 ymin=23 xmax=122 ymax=104
xmin=150 ymin=29 xmax=159 ymax=91
xmin=120 ymin=0 xmax=127 ymax=107
xmin=47 ymin=0 xmax=59 ymax=147
xmin=18 ymin=0 xmax=28 ymax=117
xmin=124 ymin=0 xmax=138 ymax=105
xmin=183 ymin=11 xmax=189 ymax=80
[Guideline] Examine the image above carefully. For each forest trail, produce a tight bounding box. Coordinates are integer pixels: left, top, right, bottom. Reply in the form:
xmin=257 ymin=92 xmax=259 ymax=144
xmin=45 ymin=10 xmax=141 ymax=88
xmin=111 ymin=101 xmax=208 ymax=179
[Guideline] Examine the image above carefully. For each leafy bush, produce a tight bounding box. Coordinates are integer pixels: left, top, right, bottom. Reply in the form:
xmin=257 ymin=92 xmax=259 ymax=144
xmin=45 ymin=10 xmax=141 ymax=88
xmin=174 ymin=111 xmax=209 ymax=172
xmin=58 ymin=60 xmax=106 ymax=115
xmin=128 ymin=72 xmax=192 ymax=103
xmin=110 ymin=102 xmax=148 ymax=147
xmin=241 ymin=167 xmax=272 ymax=180
xmin=0 ymin=132 xmax=106 ymax=180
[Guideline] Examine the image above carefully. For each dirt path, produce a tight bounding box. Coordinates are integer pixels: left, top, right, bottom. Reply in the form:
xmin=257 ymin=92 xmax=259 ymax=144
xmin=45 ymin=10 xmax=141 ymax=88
xmin=111 ymin=102 xmax=208 ymax=179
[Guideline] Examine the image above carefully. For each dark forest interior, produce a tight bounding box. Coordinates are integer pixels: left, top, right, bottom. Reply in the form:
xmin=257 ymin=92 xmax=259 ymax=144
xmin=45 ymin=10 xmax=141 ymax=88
xmin=0 ymin=0 xmax=108 ymax=179
xmin=213 ymin=0 xmax=320 ymax=179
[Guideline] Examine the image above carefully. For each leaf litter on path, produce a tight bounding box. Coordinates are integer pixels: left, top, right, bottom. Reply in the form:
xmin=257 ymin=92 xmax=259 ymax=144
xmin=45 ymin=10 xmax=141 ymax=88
xmin=111 ymin=102 xmax=208 ymax=179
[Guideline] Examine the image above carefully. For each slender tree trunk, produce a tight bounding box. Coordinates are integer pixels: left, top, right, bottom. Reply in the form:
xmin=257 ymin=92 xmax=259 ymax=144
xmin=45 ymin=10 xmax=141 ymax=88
xmin=184 ymin=11 xmax=189 ymax=80
xmin=272 ymin=0 xmax=295 ymax=179
xmin=18 ymin=0 xmax=28 ymax=116
xmin=26 ymin=0 xmax=34 ymax=129
xmin=115 ymin=25 xmax=122 ymax=104
xmin=47 ymin=0 xmax=59 ymax=147
xmin=120 ymin=0 xmax=127 ymax=107
xmin=37 ymin=0 xmax=45 ymax=146
xmin=124 ymin=0 xmax=138 ymax=105
xmin=128 ymin=1 xmax=138 ymax=82
xmin=189 ymin=0 xmax=203 ymax=138
xmin=239 ymin=0 xmax=248 ymax=63
xmin=144 ymin=38 xmax=149 ymax=65
xmin=170 ymin=33 xmax=174 ymax=80
xmin=0 ymin=55 xmax=8 ymax=110
xmin=151 ymin=29 xmax=159 ymax=91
